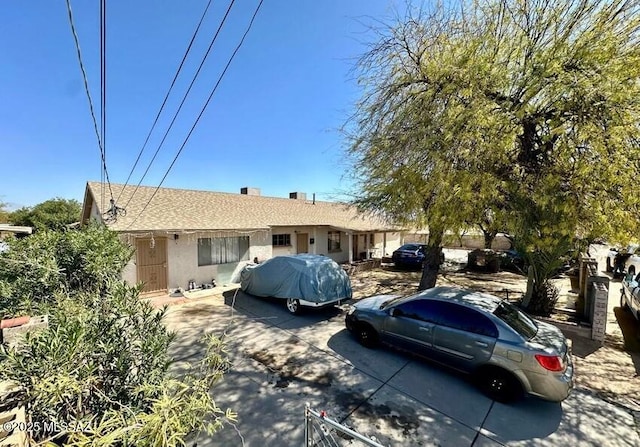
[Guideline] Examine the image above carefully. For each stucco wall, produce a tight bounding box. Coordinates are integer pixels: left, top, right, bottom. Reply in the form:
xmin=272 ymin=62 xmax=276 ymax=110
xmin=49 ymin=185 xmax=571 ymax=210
xmin=90 ymin=201 xmax=101 ymax=221
xmin=348 ymin=232 xmax=403 ymax=260
xmin=120 ymin=228 xmax=404 ymax=291
xmin=118 ymin=234 xmax=137 ymax=286
xmin=121 ymin=230 xmax=271 ymax=292
xmin=249 ymin=230 xmax=272 ymax=262
xmin=376 ymin=232 xmax=403 ymax=257
xmin=269 ymin=226 xmax=350 ymax=263
xmin=313 ymin=227 xmax=329 ymax=256
xmin=121 ymin=258 xmax=137 ymax=285
xmin=271 ymin=226 xmax=308 ymax=256
xmin=302 ymin=226 xmax=348 ymax=263
xmin=166 ymin=230 xmax=271 ymax=289
xmin=166 ymin=235 xmax=208 ymax=290
xmin=330 ymin=231 xmax=349 ymax=263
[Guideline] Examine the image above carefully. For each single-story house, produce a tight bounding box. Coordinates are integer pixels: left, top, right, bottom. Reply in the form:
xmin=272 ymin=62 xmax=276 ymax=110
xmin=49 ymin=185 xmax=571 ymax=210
xmin=81 ymin=182 xmax=404 ymax=295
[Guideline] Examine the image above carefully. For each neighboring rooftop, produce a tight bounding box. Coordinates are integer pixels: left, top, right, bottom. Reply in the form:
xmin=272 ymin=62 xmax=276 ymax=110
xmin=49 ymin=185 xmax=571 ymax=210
xmin=0 ymin=224 xmax=33 ymax=236
xmin=82 ymin=182 xmax=398 ymax=233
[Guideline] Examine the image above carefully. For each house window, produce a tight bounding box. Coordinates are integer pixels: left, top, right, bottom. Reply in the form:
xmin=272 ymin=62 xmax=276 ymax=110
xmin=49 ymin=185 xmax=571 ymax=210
xmin=198 ymin=236 xmax=250 ymax=266
xmin=328 ymin=231 xmax=341 ymax=252
xmin=272 ymin=234 xmax=291 ymax=247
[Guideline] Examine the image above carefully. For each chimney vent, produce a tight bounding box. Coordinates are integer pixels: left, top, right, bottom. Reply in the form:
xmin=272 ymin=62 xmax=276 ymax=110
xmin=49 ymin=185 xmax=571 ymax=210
xmin=289 ymin=192 xmax=307 ymax=200
xmin=240 ymin=187 xmax=261 ymax=196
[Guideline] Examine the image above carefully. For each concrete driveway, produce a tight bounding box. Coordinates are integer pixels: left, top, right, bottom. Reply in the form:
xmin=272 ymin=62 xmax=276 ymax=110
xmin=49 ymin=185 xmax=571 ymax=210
xmin=163 ymin=289 xmax=639 ymax=447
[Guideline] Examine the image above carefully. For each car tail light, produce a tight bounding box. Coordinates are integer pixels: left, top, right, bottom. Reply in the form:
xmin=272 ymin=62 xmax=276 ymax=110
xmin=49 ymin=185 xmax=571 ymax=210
xmin=535 ymin=354 xmax=563 ymax=372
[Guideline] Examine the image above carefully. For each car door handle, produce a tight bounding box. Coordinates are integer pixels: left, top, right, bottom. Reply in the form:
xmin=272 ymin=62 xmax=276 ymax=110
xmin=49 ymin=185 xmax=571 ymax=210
xmin=419 ymin=327 xmax=431 ymax=332
xmin=475 ymin=341 xmax=488 ymax=347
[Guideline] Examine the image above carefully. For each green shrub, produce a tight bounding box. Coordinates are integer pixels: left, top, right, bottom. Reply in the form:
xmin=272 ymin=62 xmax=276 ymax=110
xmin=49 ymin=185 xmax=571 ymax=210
xmin=0 ymin=223 xmax=133 ymax=318
xmin=1 ymin=282 xmax=233 ymax=445
xmin=0 ymin=230 xmax=63 ymax=316
xmin=0 ymin=225 xmax=234 ymax=445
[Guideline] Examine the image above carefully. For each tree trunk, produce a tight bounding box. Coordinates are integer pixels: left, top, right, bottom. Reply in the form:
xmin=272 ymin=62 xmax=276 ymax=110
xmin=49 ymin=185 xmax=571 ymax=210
xmin=483 ymin=230 xmax=497 ymax=249
xmin=522 ymin=265 xmax=534 ymax=308
xmin=418 ymin=228 xmax=444 ymax=291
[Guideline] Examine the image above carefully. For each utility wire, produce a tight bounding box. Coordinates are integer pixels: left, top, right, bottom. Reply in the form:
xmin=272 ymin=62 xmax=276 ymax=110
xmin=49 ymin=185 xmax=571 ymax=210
xmin=115 ymin=0 xmax=215 ymax=205
xmin=100 ymin=0 xmax=107 ymax=211
xmin=65 ymin=0 xmax=114 ymax=202
xmin=123 ymin=0 xmax=237 ymax=212
xmin=126 ymin=0 xmax=264 ymax=230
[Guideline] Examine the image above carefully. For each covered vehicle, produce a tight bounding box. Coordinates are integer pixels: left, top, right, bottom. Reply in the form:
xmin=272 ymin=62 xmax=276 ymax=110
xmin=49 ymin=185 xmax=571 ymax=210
xmin=240 ymin=254 xmax=352 ymax=314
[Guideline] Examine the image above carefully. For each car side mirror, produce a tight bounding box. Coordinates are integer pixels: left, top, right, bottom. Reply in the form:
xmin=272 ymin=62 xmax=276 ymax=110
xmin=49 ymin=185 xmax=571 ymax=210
xmin=390 ymin=308 xmax=402 ymax=317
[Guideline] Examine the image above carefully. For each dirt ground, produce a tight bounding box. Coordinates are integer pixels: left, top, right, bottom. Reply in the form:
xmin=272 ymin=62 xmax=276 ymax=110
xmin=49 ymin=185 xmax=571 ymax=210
xmin=349 ymin=257 xmax=640 ymax=412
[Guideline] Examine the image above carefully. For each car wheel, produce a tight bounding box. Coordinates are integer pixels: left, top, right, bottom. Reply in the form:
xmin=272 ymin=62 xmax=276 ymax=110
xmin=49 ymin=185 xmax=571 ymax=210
xmin=286 ymin=298 xmax=301 ymax=315
xmin=355 ymin=323 xmax=378 ymax=348
xmin=606 ymin=258 xmax=613 ymax=273
xmin=477 ymin=367 xmax=523 ymax=403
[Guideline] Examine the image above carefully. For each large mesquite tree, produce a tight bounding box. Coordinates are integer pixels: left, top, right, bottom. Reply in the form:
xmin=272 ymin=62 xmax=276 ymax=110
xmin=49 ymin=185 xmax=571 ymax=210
xmin=347 ymin=0 xmax=640 ymax=309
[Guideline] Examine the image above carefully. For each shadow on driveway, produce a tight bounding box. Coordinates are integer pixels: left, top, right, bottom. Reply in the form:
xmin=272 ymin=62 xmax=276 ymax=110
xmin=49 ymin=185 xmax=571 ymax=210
xmin=221 ymin=289 xmax=344 ymax=330
xmin=327 ymin=328 xmax=563 ymax=444
xmin=613 ymin=306 xmax=640 ymax=376
xmin=614 ymin=306 xmax=640 ymax=352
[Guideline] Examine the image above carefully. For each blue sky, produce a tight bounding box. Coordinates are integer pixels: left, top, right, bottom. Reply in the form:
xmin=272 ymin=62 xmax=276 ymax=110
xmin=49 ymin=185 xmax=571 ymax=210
xmin=0 ymin=0 xmax=399 ymax=209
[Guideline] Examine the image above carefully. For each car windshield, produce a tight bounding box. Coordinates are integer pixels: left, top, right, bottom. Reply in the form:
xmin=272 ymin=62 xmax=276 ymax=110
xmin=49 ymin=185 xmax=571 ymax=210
xmin=380 ymin=295 xmax=410 ymax=309
xmin=493 ymin=301 xmax=538 ymax=340
xmin=399 ymin=244 xmax=420 ymax=251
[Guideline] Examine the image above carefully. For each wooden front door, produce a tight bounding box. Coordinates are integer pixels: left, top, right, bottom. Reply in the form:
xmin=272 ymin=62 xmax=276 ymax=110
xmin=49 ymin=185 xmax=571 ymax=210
xmin=136 ymin=237 xmax=168 ymax=294
xmin=297 ymin=233 xmax=309 ymax=254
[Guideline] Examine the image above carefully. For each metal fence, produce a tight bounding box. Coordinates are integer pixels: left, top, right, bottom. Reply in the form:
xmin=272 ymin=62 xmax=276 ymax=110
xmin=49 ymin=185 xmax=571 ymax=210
xmin=304 ymin=404 xmax=386 ymax=447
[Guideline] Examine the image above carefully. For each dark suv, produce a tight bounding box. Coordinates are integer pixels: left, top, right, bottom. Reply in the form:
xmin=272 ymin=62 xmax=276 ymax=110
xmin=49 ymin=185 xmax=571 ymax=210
xmin=392 ymin=244 xmax=444 ymax=269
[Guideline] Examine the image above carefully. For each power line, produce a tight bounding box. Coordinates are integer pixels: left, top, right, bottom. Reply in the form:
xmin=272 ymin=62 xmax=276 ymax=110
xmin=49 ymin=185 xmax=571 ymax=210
xmin=100 ymin=0 xmax=107 ymax=211
xmin=122 ymin=0 xmax=237 ymax=212
xmin=126 ymin=0 xmax=264 ymax=230
xmin=115 ymin=0 xmax=215 ymax=205
xmin=65 ymin=0 xmax=114 ymax=202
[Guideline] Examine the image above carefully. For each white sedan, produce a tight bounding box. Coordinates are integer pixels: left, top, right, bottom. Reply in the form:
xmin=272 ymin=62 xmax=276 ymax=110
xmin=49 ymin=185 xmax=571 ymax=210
xmin=621 ymin=272 xmax=640 ymax=320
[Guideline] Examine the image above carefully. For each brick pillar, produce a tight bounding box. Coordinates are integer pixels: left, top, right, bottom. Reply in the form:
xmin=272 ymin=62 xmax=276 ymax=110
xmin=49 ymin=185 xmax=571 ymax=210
xmin=591 ymin=281 xmax=608 ymax=344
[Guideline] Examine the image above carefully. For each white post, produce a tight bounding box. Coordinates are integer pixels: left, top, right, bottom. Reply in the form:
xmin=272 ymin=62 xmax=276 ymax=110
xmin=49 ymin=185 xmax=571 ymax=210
xmin=348 ymin=232 xmax=353 ymax=263
xmin=383 ymin=232 xmax=387 ymax=257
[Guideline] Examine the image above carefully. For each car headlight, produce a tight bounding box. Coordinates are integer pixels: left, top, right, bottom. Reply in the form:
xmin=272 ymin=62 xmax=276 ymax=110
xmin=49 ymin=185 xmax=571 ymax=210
xmin=347 ymin=306 xmax=356 ymax=315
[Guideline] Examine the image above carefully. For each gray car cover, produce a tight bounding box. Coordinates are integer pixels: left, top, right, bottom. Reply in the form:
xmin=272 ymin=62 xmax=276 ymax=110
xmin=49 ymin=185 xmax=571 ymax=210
xmin=240 ymin=254 xmax=352 ymax=303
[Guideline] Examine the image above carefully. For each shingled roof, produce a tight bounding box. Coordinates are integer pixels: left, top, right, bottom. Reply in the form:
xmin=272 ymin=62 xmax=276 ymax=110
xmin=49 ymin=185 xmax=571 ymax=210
xmin=83 ymin=182 xmax=397 ymax=233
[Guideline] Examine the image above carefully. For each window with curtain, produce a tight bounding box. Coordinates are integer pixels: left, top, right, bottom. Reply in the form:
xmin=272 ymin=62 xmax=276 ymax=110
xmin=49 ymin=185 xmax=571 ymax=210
xmin=328 ymin=231 xmax=341 ymax=252
xmin=198 ymin=236 xmax=250 ymax=266
xmin=272 ymin=234 xmax=291 ymax=247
